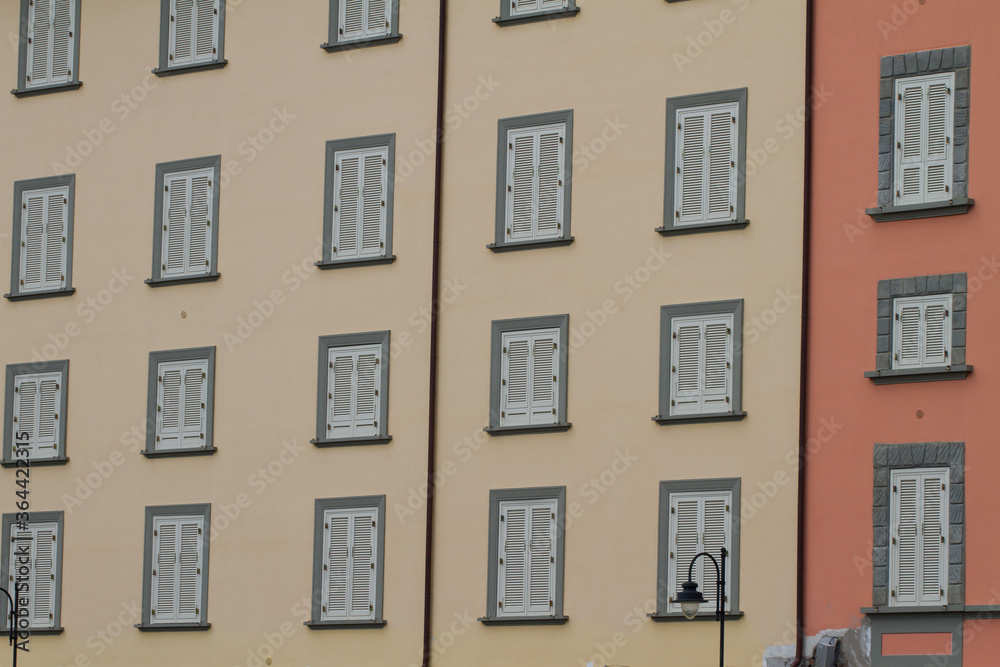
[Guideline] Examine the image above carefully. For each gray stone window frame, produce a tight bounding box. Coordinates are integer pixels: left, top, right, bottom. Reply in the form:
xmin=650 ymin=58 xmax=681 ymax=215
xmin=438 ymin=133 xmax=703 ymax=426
xmin=654 ymin=299 xmax=746 ymax=425
xmin=6 ymin=174 xmax=76 ymax=301
xmin=153 ymin=0 xmax=228 ymax=77
xmin=651 ymin=478 xmax=743 ymax=622
xmin=143 ymin=347 xmax=217 ymax=458
xmin=489 ymin=110 xmax=575 ymax=253
xmin=317 ymin=134 xmax=397 ymax=270
xmin=480 ymin=486 xmax=568 ymax=625
xmin=313 ymin=331 xmax=392 ymax=448
xmin=493 ymin=0 xmax=579 ymax=27
xmin=0 ymin=511 xmax=65 ymax=634
xmin=138 ymin=503 xmax=212 ymax=631
xmin=870 ymin=442 xmax=964 ymax=611
xmin=659 ymin=88 xmax=749 ymax=237
xmin=866 ymin=46 xmax=973 ymax=223
xmin=147 ymin=155 xmax=222 ymax=287
xmin=321 ymin=0 xmax=402 ymax=52
xmin=486 ymin=314 xmax=570 ymax=436
xmin=2 ymin=360 xmax=70 ymax=467
xmin=305 ymin=495 xmax=387 ymax=629
xmin=864 ymin=273 xmax=971 ymax=385
xmin=11 ymin=0 xmax=83 ymax=98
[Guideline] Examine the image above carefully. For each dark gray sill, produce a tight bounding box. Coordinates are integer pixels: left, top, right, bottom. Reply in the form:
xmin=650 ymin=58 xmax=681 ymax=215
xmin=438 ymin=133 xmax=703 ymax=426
xmin=11 ymin=82 xmax=82 ymax=98
xmin=653 ymin=412 xmax=747 ymax=426
xmin=145 ymin=273 xmax=221 ymax=287
xmin=141 ymin=447 xmax=217 ymax=459
xmin=487 ymin=237 xmax=574 ymax=253
xmin=866 ymin=198 xmax=974 ymax=223
xmin=648 ymin=611 xmax=744 ymax=622
xmin=478 ymin=615 xmax=568 ymax=626
xmin=321 ymin=34 xmax=402 ymax=53
xmin=862 ymin=606 xmax=960 ymax=616
xmin=1 ymin=457 xmax=69 ymax=469
xmin=315 ymin=256 xmax=396 ymax=270
xmin=964 ymin=605 xmax=1000 ymax=619
xmin=864 ymin=365 xmax=972 ymax=385
xmin=135 ymin=623 xmax=211 ymax=632
xmin=4 ymin=287 xmax=76 ymax=302
xmin=3 ymin=626 xmax=64 ymax=635
xmin=655 ymin=220 xmax=750 ymax=237
xmin=484 ymin=423 xmax=571 ymax=437
xmin=311 ymin=436 xmax=392 ymax=448
xmin=152 ymin=60 xmax=228 ymax=77
xmin=304 ymin=619 xmax=387 ymax=629
xmin=493 ymin=8 xmax=580 ymax=26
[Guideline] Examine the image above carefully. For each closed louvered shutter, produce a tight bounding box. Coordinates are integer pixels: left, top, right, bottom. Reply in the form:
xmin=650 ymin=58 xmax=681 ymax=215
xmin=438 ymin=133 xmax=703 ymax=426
xmin=675 ymin=103 xmax=737 ymax=225
xmin=7 ymin=522 xmax=58 ymax=629
xmin=19 ymin=187 xmax=68 ymax=293
xmin=333 ymin=148 xmax=388 ymax=260
xmin=498 ymin=499 xmax=556 ymax=618
xmin=151 ymin=516 xmax=203 ymax=623
xmin=327 ymin=346 xmax=380 ymax=439
xmin=510 ymin=0 xmax=567 ymax=16
xmin=162 ymin=169 xmax=214 ymax=278
xmin=670 ymin=315 xmax=733 ymax=416
xmin=891 ymin=469 xmax=947 ymax=606
xmin=500 ymin=329 xmax=558 ymax=427
xmin=322 ymin=507 xmax=377 ymax=621
xmin=505 ymin=125 xmax=565 ymax=242
xmin=26 ymin=0 xmax=75 ymax=89
xmin=169 ymin=0 xmax=218 ymax=67
xmin=668 ymin=491 xmax=731 ymax=614
xmin=893 ymin=296 xmax=951 ymax=369
xmin=12 ymin=373 xmax=61 ymax=460
xmin=339 ymin=0 xmax=390 ymax=41
xmin=895 ymin=74 xmax=954 ymax=206
xmin=156 ymin=360 xmax=208 ymax=451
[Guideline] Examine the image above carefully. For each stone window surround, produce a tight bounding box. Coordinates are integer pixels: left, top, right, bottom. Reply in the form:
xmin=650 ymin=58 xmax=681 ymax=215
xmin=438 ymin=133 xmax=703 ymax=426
xmin=0 ymin=511 xmax=65 ymax=634
xmin=322 ymin=0 xmax=402 ymax=52
xmin=2 ymin=359 xmax=70 ymax=467
xmin=493 ymin=0 xmax=579 ymax=27
xmin=6 ymin=174 xmax=77 ymax=302
xmin=153 ymin=0 xmax=228 ymax=77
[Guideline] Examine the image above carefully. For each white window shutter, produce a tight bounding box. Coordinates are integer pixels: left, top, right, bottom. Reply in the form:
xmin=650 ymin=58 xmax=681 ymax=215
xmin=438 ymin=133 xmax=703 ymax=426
xmin=366 ymin=0 xmax=390 ymax=36
xmin=323 ymin=512 xmax=350 ymax=620
xmin=670 ymin=496 xmax=701 ymax=612
xmin=162 ymin=169 xmax=213 ymax=278
xmin=157 ymin=361 xmax=208 ymax=450
xmin=163 ymin=174 xmax=189 ymax=276
xmin=176 ymin=519 xmax=202 ymax=622
xmin=334 ymin=153 xmax=360 ymax=259
xmin=506 ymin=126 xmax=565 ymax=242
xmin=26 ymin=0 xmax=74 ymax=88
xmin=340 ymin=0 xmax=365 ymax=40
xmin=170 ymin=0 xmax=217 ymax=66
xmin=498 ymin=505 xmax=526 ymax=616
xmin=151 ymin=516 xmax=203 ymax=623
xmin=508 ymin=131 xmax=536 ymax=241
xmin=701 ymin=496 xmax=728 ymax=609
xmin=327 ymin=346 xmax=381 ymax=439
xmin=677 ymin=112 xmax=706 ymax=224
xmin=353 ymin=350 xmax=379 ymax=436
xmin=187 ymin=173 xmax=211 ymax=273
xmin=676 ymin=104 xmax=737 ymax=226
xmin=511 ymin=0 xmax=567 ymax=16
xmin=349 ymin=510 xmax=376 ymax=619
xmin=536 ymin=128 xmax=563 ymax=238
xmin=12 ymin=373 xmax=60 ymax=460
xmin=333 ymin=148 xmax=388 ymax=261
xmin=194 ymin=0 xmax=218 ymax=62
xmin=13 ymin=377 xmax=37 ymax=457
xmin=361 ymin=150 xmax=388 ymax=257
xmin=891 ymin=469 xmax=947 ymax=606
xmin=919 ymin=473 xmax=947 ymax=605
xmin=670 ymin=315 xmax=733 ymax=416
xmin=707 ymin=108 xmax=736 ymax=222
xmin=671 ymin=321 xmax=702 ymax=415
xmin=20 ymin=188 xmax=67 ymax=293
xmin=923 ymin=301 xmax=948 ymax=366
xmin=500 ymin=330 xmax=558 ymax=428
xmin=328 ymin=352 xmax=356 ymax=439
xmin=340 ymin=0 xmax=389 ymax=41
xmin=501 ymin=335 xmax=530 ymax=426
xmin=895 ymin=302 xmax=922 ymax=368
xmin=893 ymin=295 xmax=951 ymax=370
xmin=669 ymin=491 xmax=731 ymax=614
xmin=322 ymin=508 xmax=376 ymax=621
xmin=529 ymin=334 xmax=557 ymax=424
xmin=895 ymin=74 xmax=954 ymax=206
xmin=497 ymin=499 xmax=556 ymax=618
xmin=527 ymin=503 xmax=556 ymax=615
xmin=7 ymin=522 xmax=57 ymax=629
xmin=701 ymin=320 xmax=731 ymax=412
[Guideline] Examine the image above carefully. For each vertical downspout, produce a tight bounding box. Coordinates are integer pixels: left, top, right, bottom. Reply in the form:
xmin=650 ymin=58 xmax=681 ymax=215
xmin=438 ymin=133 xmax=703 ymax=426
xmin=421 ymin=0 xmax=448 ymax=665
xmin=791 ymin=0 xmax=815 ymax=665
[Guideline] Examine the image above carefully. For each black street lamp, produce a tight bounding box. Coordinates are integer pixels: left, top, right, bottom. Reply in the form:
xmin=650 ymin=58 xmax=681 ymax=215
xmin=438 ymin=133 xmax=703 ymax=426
xmin=674 ymin=547 xmax=727 ymax=667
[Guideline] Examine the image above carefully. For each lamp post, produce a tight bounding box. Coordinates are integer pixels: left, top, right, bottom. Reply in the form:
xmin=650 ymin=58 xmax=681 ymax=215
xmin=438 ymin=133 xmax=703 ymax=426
xmin=0 ymin=587 xmax=17 ymax=667
xmin=674 ymin=547 xmax=727 ymax=667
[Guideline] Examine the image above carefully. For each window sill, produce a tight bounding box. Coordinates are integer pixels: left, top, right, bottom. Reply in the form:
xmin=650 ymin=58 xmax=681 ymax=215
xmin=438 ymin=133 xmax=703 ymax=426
xmin=484 ymin=423 xmax=571 ymax=437
xmin=4 ymin=287 xmax=76 ymax=302
xmin=146 ymin=273 xmax=221 ymax=287
xmin=862 ymin=605 xmax=962 ymax=616
xmin=311 ymin=436 xmax=392 ymax=448
xmin=487 ymin=237 xmax=574 ymax=253
xmin=478 ymin=615 xmax=569 ymax=626
xmin=135 ymin=622 xmax=211 ymax=632
xmin=1 ymin=457 xmax=69 ymax=469
xmin=304 ymin=619 xmax=387 ymax=629
xmin=321 ymin=34 xmax=402 ymax=53
xmin=493 ymin=8 xmax=580 ymax=26
xmin=865 ymin=198 xmax=974 ymax=223
xmin=653 ymin=412 xmax=747 ymax=426
xmin=655 ymin=219 xmax=749 ymax=237
xmin=152 ymin=60 xmax=228 ymax=77
xmin=2 ymin=626 xmax=65 ymax=635
xmin=648 ymin=611 xmax=744 ymax=622
xmin=315 ymin=256 xmax=396 ymax=270
xmin=11 ymin=82 xmax=82 ymax=98
xmin=141 ymin=447 xmax=217 ymax=459
xmin=864 ymin=365 xmax=972 ymax=385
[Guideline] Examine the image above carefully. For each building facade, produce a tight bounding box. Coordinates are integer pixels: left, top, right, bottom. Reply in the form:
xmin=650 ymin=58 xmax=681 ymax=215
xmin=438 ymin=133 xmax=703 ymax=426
xmin=0 ymin=1 xmax=806 ymax=665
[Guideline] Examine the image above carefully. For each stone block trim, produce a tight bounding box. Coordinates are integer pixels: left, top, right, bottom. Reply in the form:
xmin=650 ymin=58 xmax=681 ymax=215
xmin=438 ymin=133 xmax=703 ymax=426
xmin=877 ymin=46 xmax=971 ymax=207
xmin=875 ymin=273 xmax=966 ymax=371
xmin=872 ymin=442 xmax=965 ymax=607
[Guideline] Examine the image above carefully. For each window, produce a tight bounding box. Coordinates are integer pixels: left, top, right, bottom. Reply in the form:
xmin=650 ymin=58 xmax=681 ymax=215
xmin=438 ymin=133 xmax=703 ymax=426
xmin=488 ymin=315 xmax=569 ymax=434
xmin=660 ymin=89 xmax=748 ymax=236
xmin=323 ymin=0 xmax=401 ymax=52
xmin=13 ymin=0 xmax=81 ymax=97
xmin=1 ymin=512 xmax=63 ymax=632
xmin=307 ymin=496 xmax=386 ymax=628
xmin=483 ymin=487 xmax=566 ymax=624
xmin=139 ymin=504 xmax=210 ymax=629
xmin=319 ymin=136 xmax=396 ymax=268
xmin=315 ymin=332 xmax=391 ymax=447
xmin=491 ymin=111 xmax=574 ymax=252
xmin=149 ymin=156 xmax=221 ymax=286
xmin=155 ymin=0 xmax=227 ymax=75
xmin=656 ymin=300 xmax=745 ymax=424
xmin=3 ymin=360 xmax=69 ymax=465
xmin=145 ymin=348 xmax=216 ymax=457
xmin=494 ymin=0 xmax=579 ymax=26
xmin=6 ymin=175 xmax=75 ymax=301
xmin=867 ymin=46 xmax=972 ymax=222
xmin=655 ymin=479 xmax=741 ymax=619
xmin=865 ymin=273 xmax=969 ymax=384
